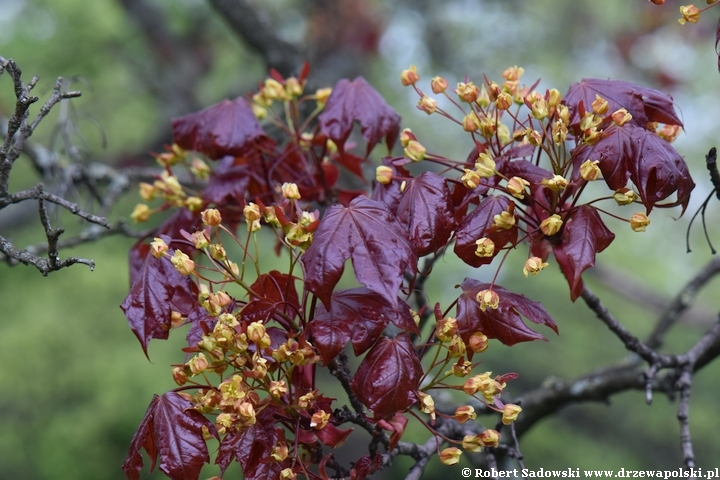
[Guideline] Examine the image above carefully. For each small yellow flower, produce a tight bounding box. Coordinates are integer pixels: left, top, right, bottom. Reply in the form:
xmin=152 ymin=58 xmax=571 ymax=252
xmin=493 ymin=210 xmax=516 ymax=230
xmin=540 ymin=214 xmax=563 ymax=236
xmin=315 ymin=87 xmax=332 ymax=107
xmin=678 ymin=5 xmax=701 ymax=24
xmin=474 ymin=237 xmax=495 ymax=258
xmin=479 ymin=429 xmax=500 ymax=448
xmin=171 ymin=249 xmax=195 ymax=275
xmin=150 ymin=237 xmax=168 ymax=258
xmin=131 ymin=203 xmax=151 ymax=223
xmin=431 ymin=76 xmax=448 ymax=94
xmin=611 ymin=108 xmax=633 ymax=126
xmin=400 ymin=65 xmax=419 ymax=86
xmin=404 ymin=140 xmax=426 ymax=162
xmin=507 ymin=176 xmax=530 ymax=199
xmin=439 ymin=447 xmax=462 ymax=465
xmin=523 ymin=256 xmax=549 ymax=277
xmin=580 ymin=160 xmax=601 ymax=181
xmin=455 ymin=405 xmax=477 ymax=424
xmin=417 ymin=95 xmax=437 ymax=114
xmin=614 ymin=188 xmax=638 ymax=206
xmin=502 ymin=403 xmax=523 ymax=425
xmin=476 ymin=289 xmax=500 ymax=311
xmin=468 ymin=332 xmax=489 ymax=353
xmin=456 ymin=82 xmax=480 ymax=103
xmin=282 ymin=182 xmax=301 ymax=200
xmin=461 ymin=169 xmax=481 ymax=189
xmin=310 ymin=410 xmax=331 ymax=430
xmin=630 ymin=212 xmax=651 ymax=232
xmin=435 ymin=317 xmax=458 ymax=342
xmin=591 ymin=94 xmax=609 ymax=114
xmin=201 ymin=208 xmax=222 ymax=227
xmin=542 ymin=174 xmax=568 ymax=192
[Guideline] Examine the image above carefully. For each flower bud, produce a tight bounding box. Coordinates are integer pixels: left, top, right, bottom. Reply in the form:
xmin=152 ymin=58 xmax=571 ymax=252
xmin=580 ymin=159 xmax=601 ymax=181
xmin=507 ymin=176 xmax=530 ymax=199
xmin=548 ymin=88 xmax=562 ymax=108
xmin=456 ymin=82 xmax=480 ymax=103
xmin=540 ymin=214 xmax=563 ymax=236
xmin=281 ymin=182 xmax=301 ymax=200
xmin=439 ymin=447 xmax=462 ymax=465
xmin=314 ymin=88 xmax=332 ymax=109
xmin=417 ymin=95 xmax=437 ymax=114
xmin=400 ymin=128 xmax=416 ymax=147
xmin=269 ymin=380 xmax=288 ymax=398
xmin=280 ymin=468 xmax=296 ymax=480
xmin=502 ymin=65 xmax=525 ymax=81
xmin=285 ymin=77 xmax=303 ymax=98
xmin=523 ymin=256 xmax=549 ymax=277
xmin=404 ymin=140 xmax=426 ymax=162
xmin=172 ymin=366 xmax=188 ymax=386
xmin=185 ymin=196 xmax=203 ymax=212
xmin=476 ymin=289 xmax=500 ymax=311
xmin=187 ymin=353 xmax=209 ymax=375
xmin=502 ymin=403 xmax=523 ymax=425
xmin=247 ymin=321 xmax=272 ymax=348
xmin=271 ymin=442 xmax=289 ymax=462
xmin=150 ymin=237 xmax=168 ymax=258
xmin=591 ymin=94 xmax=609 ymax=114
xmin=375 ymin=166 xmax=394 ymax=185
xmin=495 ymin=92 xmax=513 ymax=110
xmin=462 ymin=112 xmax=479 ymax=132
xmin=243 ymin=203 xmax=261 ymax=222
xmin=530 ymin=98 xmax=549 ymax=120
xmin=528 ymin=129 xmax=543 ymax=146
xmin=171 ymin=250 xmax=195 ymax=275
xmin=630 ymin=212 xmax=650 ymax=232
xmin=474 ymin=237 xmax=495 ymax=258
xmin=658 ymin=124 xmax=681 ymax=143
xmin=131 ymin=204 xmax=151 ymax=223
xmin=468 ymin=332 xmax=489 ymax=353
xmin=455 ymin=405 xmax=476 ymax=424
xmin=238 ymin=401 xmax=256 ymax=425
xmin=431 ymin=76 xmax=448 ymax=94
xmin=201 ymin=208 xmax=222 ymax=227
xmin=417 ymin=391 xmax=435 ymax=419
xmin=400 ymin=65 xmax=419 ymax=86
xmin=139 ymin=182 xmax=156 ymax=201
xmin=552 ymin=120 xmax=568 ymax=145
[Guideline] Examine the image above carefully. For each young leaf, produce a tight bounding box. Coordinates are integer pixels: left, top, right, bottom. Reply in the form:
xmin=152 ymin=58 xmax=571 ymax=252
xmin=307 ymin=287 xmax=418 ymax=365
xmin=121 ymin=253 xmax=198 ymax=356
xmin=396 ymin=172 xmax=455 ymax=257
xmin=240 ymin=270 xmax=300 ymax=326
xmin=216 ymin=407 xmax=281 ymax=479
xmin=457 ymin=278 xmax=558 ymax=347
xmin=552 ymin=206 xmax=615 ymax=301
xmin=565 ymin=78 xmax=682 ymax=128
xmin=628 ymin=126 xmax=695 ymax=213
xmin=122 ymin=392 xmax=217 ymax=480
xmin=171 ymin=97 xmax=270 ymax=159
xmin=319 ymin=77 xmax=401 ymax=155
xmin=454 ymin=195 xmax=517 ymax=267
xmin=301 ymin=196 xmax=417 ymax=308
xmin=350 ymin=333 xmax=423 ymax=418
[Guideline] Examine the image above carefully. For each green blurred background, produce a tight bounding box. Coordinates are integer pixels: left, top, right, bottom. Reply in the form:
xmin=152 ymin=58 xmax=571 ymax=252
xmin=2 ymin=0 xmax=720 ymax=478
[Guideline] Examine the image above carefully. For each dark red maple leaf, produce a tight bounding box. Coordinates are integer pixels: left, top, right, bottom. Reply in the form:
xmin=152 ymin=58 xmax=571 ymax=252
xmin=239 ymin=270 xmax=300 ymax=327
xmin=396 ymin=172 xmax=455 ymax=257
xmin=454 ymin=195 xmax=518 ymax=267
xmin=307 ymin=287 xmax=418 ymax=365
xmin=350 ymin=333 xmax=423 ymax=419
xmin=301 ymin=195 xmax=417 ymax=308
xmin=122 ymin=392 xmax=218 ymax=480
xmin=171 ymin=97 xmax=270 ymax=159
xmin=574 ymin=124 xmax=694 ymax=212
xmin=564 ymin=78 xmax=682 ymax=128
xmin=121 ymin=252 xmax=198 ymax=356
xmin=552 ymin=205 xmax=615 ymax=301
xmin=215 ymin=407 xmax=281 ymax=479
xmin=215 ymin=406 xmax=283 ymax=480
xmin=457 ymin=278 xmax=558 ymax=347
xmin=318 ymin=77 xmax=401 ymax=155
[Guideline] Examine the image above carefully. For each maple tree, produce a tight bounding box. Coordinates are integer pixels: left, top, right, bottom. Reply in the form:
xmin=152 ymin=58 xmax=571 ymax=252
xmin=4 ymin=2 xmax=720 ymax=480
xmin=115 ymin=58 xmax=702 ymax=478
